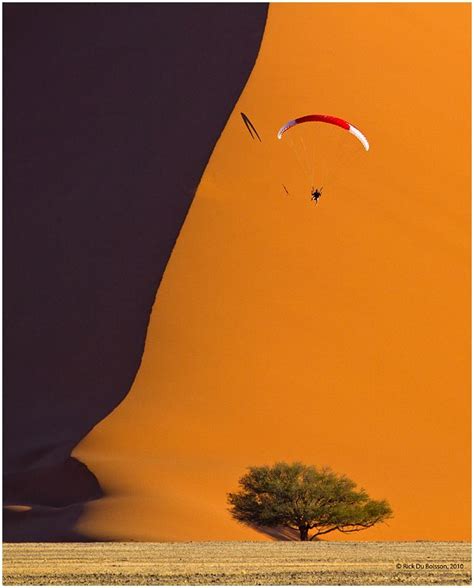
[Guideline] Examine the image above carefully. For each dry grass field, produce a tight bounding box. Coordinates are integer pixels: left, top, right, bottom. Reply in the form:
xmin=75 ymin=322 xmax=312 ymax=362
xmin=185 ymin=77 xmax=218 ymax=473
xmin=3 ymin=541 xmax=471 ymax=585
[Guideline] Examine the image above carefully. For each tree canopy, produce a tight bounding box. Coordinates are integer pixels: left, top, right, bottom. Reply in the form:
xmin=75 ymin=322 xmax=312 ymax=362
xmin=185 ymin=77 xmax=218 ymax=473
xmin=228 ymin=462 xmax=392 ymax=541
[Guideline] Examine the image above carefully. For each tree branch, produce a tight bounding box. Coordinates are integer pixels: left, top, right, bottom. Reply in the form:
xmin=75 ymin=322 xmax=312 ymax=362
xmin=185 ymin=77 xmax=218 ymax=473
xmin=337 ymin=521 xmax=378 ymax=533
xmin=309 ymin=526 xmax=339 ymax=540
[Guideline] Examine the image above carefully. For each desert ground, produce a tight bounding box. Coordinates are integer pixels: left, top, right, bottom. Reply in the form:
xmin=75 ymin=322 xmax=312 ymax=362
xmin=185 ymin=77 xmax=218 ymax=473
xmin=3 ymin=541 xmax=471 ymax=585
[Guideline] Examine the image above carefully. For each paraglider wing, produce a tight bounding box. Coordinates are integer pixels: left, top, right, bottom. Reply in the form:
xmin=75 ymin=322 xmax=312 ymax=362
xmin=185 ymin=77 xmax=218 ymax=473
xmin=277 ymin=114 xmax=369 ymax=151
xmin=241 ymin=112 xmax=262 ymax=142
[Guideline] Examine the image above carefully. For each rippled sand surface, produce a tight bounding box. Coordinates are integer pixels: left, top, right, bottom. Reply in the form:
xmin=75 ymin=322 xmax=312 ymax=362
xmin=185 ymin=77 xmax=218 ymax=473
xmin=3 ymin=541 xmax=471 ymax=585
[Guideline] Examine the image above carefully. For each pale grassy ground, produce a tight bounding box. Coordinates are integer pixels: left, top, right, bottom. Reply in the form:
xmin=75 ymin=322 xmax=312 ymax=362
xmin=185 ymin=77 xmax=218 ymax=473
xmin=3 ymin=541 xmax=471 ymax=585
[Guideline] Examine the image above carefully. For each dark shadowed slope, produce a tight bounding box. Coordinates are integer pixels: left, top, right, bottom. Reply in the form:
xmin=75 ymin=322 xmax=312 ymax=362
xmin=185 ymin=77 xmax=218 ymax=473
xmin=3 ymin=3 xmax=268 ymax=540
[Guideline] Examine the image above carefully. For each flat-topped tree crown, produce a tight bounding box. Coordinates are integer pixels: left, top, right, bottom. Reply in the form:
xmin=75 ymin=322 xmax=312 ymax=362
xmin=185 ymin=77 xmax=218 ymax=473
xmin=228 ymin=462 xmax=392 ymax=541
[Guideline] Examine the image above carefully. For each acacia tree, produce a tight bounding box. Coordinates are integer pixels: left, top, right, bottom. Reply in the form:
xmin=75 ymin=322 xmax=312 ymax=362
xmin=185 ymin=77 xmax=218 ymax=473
xmin=228 ymin=462 xmax=392 ymax=541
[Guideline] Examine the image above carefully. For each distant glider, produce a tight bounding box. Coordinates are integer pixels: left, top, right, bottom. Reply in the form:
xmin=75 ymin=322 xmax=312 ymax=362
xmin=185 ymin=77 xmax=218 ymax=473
xmin=241 ymin=112 xmax=262 ymax=142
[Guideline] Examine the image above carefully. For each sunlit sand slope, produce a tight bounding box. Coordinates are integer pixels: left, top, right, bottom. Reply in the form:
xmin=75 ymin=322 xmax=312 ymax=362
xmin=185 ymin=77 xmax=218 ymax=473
xmin=75 ymin=3 xmax=470 ymax=542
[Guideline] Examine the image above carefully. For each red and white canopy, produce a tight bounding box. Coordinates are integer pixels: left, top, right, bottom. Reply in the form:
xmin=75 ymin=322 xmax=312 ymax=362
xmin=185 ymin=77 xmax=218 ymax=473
xmin=277 ymin=114 xmax=369 ymax=151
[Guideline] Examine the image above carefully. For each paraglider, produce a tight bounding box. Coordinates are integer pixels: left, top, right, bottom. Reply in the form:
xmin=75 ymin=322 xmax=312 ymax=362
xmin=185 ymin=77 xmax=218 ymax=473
xmin=277 ymin=114 xmax=369 ymax=202
xmin=241 ymin=112 xmax=262 ymax=142
xmin=311 ymin=187 xmax=323 ymax=204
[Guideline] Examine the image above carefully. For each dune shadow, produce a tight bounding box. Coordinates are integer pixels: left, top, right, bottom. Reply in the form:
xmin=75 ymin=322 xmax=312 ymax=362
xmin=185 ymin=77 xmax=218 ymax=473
xmin=3 ymin=3 xmax=268 ymax=541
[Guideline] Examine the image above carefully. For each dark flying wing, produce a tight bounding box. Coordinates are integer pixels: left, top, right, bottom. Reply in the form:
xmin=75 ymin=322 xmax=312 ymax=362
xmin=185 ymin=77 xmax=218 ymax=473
xmin=240 ymin=112 xmax=262 ymax=142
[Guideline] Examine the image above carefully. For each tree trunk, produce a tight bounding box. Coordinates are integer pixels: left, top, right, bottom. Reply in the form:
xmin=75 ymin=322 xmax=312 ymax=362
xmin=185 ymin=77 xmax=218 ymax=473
xmin=299 ymin=526 xmax=309 ymax=541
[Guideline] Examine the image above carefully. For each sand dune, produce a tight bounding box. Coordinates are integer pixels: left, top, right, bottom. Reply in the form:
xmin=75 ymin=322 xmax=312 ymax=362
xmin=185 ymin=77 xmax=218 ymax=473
xmin=4 ymin=3 xmax=267 ymax=540
xmin=75 ymin=3 xmax=470 ymax=542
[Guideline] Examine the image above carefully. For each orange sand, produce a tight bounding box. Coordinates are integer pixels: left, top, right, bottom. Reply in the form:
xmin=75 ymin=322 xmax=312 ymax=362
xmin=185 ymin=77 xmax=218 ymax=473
xmin=75 ymin=3 xmax=471 ymax=541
